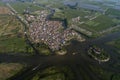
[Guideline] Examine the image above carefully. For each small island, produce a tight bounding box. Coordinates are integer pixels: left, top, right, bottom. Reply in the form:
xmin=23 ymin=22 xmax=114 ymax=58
xmin=88 ymin=45 xmax=110 ymax=63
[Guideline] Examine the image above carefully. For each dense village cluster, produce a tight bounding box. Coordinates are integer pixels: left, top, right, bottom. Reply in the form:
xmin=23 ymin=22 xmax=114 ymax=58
xmin=27 ymin=10 xmax=84 ymax=50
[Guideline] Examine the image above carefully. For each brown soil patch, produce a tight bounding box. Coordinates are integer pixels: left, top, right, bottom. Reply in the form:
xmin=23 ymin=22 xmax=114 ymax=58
xmin=0 ymin=7 xmax=11 ymax=14
xmin=0 ymin=63 xmax=24 ymax=80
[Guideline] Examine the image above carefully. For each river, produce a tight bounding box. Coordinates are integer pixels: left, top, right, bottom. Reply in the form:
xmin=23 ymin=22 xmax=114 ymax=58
xmin=0 ymin=31 xmax=120 ymax=80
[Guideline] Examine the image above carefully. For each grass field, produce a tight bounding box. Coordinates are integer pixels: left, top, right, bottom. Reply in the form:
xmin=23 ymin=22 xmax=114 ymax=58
xmin=0 ymin=15 xmax=33 ymax=53
xmin=0 ymin=15 xmax=24 ymax=36
xmin=0 ymin=1 xmax=5 ymax=6
xmin=106 ymin=8 xmax=120 ymax=17
xmin=52 ymin=7 xmax=97 ymax=26
xmin=84 ymin=15 xmax=116 ymax=32
xmin=10 ymin=2 xmax=44 ymax=14
xmin=0 ymin=36 xmax=27 ymax=53
xmin=64 ymin=8 xmax=96 ymax=21
xmin=64 ymin=8 xmax=86 ymax=20
xmin=0 ymin=63 xmax=24 ymax=80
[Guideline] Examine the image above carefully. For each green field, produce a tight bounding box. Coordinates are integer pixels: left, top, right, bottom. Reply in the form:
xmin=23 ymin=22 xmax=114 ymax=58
xmin=64 ymin=8 xmax=88 ymax=19
xmin=106 ymin=8 xmax=120 ymax=17
xmin=10 ymin=2 xmax=44 ymax=14
xmin=84 ymin=15 xmax=116 ymax=32
xmin=0 ymin=1 xmax=5 ymax=6
xmin=64 ymin=8 xmax=96 ymax=21
xmin=0 ymin=36 xmax=27 ymax=53
xmin=0 ymin=15 xmax=24 ymax=35
xmin=0 ymin=15 xmax=33 ymax=54
xmin=52 ymin=7 xmax=97 ymax=26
